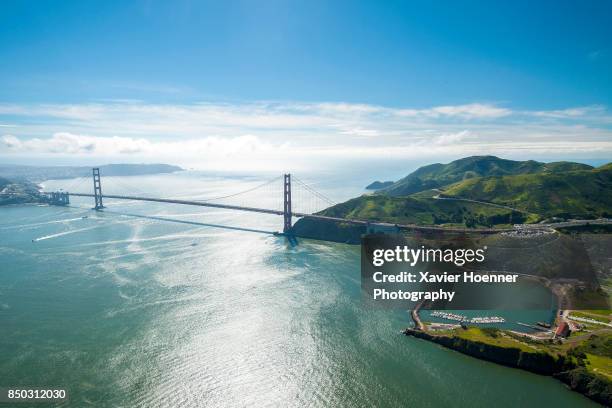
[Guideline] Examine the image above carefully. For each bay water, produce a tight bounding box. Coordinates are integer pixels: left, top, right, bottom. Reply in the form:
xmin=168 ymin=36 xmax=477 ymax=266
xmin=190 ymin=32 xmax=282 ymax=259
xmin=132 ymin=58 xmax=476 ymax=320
xmin=0 ymin=172 xmax=596 ymax=407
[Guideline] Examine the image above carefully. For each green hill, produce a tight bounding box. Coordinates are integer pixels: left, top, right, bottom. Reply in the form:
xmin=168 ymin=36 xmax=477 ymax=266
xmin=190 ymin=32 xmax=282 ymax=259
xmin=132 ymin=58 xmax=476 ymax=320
xmin=293 ymin=156 xmax=611 ymax=236
xmin=317 ymin=193 xmax=534 ymax=227
xmin=382 ymin=156 xmax=592 ymax=196
xmin=441 ymin=164 xmax=612 ymax=219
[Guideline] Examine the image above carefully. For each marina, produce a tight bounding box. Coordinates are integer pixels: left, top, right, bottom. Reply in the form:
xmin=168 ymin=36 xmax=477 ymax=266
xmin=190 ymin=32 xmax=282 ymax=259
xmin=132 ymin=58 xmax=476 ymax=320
xmin=430 ymin=311 xmax=505 ymax=324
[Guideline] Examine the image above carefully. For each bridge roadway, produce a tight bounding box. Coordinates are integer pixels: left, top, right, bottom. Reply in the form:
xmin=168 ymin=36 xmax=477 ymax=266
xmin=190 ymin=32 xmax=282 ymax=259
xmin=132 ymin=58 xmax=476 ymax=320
xmin=63 ymin=192 xmax=611 ymax=234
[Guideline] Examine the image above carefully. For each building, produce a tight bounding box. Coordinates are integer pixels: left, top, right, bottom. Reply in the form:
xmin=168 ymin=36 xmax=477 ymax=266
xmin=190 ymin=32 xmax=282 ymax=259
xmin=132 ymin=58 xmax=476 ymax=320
xmin=555 ymin=321 xmax=571 ymax=338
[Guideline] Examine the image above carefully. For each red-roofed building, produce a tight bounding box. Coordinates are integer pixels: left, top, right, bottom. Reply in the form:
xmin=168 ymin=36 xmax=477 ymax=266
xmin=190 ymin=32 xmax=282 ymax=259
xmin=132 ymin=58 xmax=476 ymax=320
xmin=555 ymin=321 xmax=570 ymax=338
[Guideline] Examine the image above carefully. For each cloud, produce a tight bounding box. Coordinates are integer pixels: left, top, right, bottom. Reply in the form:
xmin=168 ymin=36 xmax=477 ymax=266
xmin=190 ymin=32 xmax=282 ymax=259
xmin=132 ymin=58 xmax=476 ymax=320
xmin=427 ymin=104 xmax=512 ymax=119
xmin=1 ymin=100 xmax=611 ymax=169
xmin=395 ymin=103 xmax=512 ymax=119
xmin=1 ymin=135 xmax=21 ymax=149
xmin=530 ymin=105 xmax=607 ymax=119
xmin=432 ymin=130 xmax=471 ymax=145
xmin=1 ymin=132 xmax=282 ymax=157
xmin=338 ymin=127 xmax=380 ymax=137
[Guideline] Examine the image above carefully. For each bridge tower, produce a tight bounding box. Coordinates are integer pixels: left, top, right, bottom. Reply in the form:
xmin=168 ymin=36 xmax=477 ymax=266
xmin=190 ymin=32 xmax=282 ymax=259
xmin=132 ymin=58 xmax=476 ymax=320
xmin=92 ymin=167 xmax=104 ymax=210
xmin=283 ymin=173 xmax=292 ymax=233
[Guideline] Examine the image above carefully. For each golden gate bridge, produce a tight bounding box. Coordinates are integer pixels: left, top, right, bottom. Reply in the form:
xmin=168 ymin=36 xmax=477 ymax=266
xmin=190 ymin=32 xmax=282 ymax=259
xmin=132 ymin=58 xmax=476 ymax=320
xmin=42 ymin=168 xmax=384 ymax=243
xmin=41 ymin=168 xmax=607 ymax=241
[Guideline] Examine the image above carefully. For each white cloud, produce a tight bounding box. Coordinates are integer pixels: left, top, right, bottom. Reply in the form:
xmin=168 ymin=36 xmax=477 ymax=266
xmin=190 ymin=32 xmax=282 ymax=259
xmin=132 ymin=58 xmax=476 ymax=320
xmin=530 ymin=105 xmax=606 ymax=119
xmin=395 ymin=103 xmax=511 ymax=119
xmin=1 ymin=132 xmax=283 ymax=157
xmin=432 ymin=130 xmax=471 ymax=145
xmin=338 ymin=127 xmax=380 ymax=137
xmin=428 ymin=104 xmax=512 ymax=119
xmin=1 ymin=100 xmax=611 ymax=170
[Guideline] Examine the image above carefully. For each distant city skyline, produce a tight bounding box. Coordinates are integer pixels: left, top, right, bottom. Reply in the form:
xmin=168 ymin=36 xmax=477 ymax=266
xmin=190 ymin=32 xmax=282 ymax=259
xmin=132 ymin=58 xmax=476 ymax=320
xmin=1 ymin=1 xmax=611 ymax=169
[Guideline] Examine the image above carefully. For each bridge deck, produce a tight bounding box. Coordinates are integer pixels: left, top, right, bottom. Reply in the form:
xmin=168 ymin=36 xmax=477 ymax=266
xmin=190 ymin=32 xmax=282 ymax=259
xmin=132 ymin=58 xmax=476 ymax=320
xmin=54 ymin=192 xmax=611 ymax=234
xmin=60 ymin=192 xmax=510 ymax=233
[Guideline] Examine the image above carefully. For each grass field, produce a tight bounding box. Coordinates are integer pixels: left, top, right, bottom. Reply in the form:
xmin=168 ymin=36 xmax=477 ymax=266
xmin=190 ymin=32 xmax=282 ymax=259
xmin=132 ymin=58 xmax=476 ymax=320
xmin=570 ymin=311 xmax=612 ymax=323
xmin=586 ymin=353 xmax=612 ymax=379
xmin=436 ymin=327 xmax=539 ymax=353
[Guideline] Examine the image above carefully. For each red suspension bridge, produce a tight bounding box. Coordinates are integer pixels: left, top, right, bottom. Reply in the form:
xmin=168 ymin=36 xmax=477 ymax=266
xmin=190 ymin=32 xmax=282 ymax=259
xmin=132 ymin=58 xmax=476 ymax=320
xmin=41 ymin=168 xmax=610 ymax=241
xmin=43 ymin=168 xmax=383 ymax=240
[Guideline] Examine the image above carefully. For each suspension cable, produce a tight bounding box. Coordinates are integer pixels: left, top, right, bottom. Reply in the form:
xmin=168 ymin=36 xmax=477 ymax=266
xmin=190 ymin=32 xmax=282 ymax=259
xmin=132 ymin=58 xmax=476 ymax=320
xmin=293 ymin=176 xmax=335 ymax=205
xmin=192 ymin=175 xmax=284 ymax=203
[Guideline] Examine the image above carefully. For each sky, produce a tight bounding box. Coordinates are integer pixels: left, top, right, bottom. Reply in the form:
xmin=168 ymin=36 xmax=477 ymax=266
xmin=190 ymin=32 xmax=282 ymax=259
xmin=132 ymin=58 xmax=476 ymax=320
xmin=0 ymin=0 xmax=611 ymax=171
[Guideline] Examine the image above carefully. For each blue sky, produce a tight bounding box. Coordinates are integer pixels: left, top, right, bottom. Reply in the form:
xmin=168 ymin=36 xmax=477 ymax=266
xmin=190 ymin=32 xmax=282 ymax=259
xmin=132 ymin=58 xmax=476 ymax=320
xmin=0 ymin=0 xmax=611 ymax=169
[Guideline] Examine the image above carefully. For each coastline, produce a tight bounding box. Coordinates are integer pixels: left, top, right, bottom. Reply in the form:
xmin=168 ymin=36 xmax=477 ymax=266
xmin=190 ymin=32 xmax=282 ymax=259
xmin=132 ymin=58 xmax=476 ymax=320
xmin=403 ymin=326 xmax=611 ymax=405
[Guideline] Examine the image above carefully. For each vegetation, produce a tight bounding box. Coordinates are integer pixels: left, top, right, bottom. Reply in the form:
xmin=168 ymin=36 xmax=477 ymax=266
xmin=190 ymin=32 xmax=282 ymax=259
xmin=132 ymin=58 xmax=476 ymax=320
xmin=578 ymin=309 xmax=612 ymax=317
xmin=365 ymin=180 xmax=394 ymax=190
xmin=381 ymin=155 xmax=592 ymax=196
xmin=316 ymin=193 xmax=536 ymax=227
xmin=296 ymin=156 xmax=612 ymax=229
xmin=452 ymin=327 xmax=537 ymax=352
xmin=585 ymin=353 xmax=612 ymax=380
xmin=573 ymin=333 xmax=612 ymax=361
xmin=442 ymin=163 xmax=612 ymax=219
xmin=407 ymin=327 xmax=612 ymax=405
xmin=464 ymin=328 xmax=612 ymax=385
xmin=554 ymin=367 xmax=612 ymax=405
xmin=570 ymin=311 xmax=612 ymax=323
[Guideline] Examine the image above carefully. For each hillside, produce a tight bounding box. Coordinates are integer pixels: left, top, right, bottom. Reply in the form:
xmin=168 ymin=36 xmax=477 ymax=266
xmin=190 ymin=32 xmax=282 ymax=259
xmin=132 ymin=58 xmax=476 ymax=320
xmin=442 ymin=164 xmax=612 ymax=219
xmin=293 ymin=156 xmax=611 ymax=238
xmin=381 ymin=156 xmax=592 ymax=196
xmin=0 ymin=176 xmax=43 ymax=205
xmin=365 ymin=180 xmax=394 ymax=190
xmin=0 ymin=163 xmax=183 ymax=182
xmin=318 ymin=193 xmax=534 ymax=226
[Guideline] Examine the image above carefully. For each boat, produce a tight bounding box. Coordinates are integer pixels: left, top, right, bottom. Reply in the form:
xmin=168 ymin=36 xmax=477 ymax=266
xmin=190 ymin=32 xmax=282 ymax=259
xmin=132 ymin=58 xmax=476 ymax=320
xmin=430 ymin=311 xmax=505 ymax=324
xmin=536 ymin=321 xmax=551 ymax=329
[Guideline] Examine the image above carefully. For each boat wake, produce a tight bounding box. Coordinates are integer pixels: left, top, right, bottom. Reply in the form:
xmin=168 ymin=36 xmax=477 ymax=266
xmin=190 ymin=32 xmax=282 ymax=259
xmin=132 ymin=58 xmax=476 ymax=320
xmin=33 ymin=226 xmax=98 ymax=242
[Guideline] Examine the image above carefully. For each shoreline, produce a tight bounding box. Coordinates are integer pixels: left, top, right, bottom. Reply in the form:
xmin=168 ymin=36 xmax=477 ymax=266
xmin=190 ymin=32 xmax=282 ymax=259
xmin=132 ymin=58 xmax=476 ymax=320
xmin=403 ymin=324 xmax=611 ymax=406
